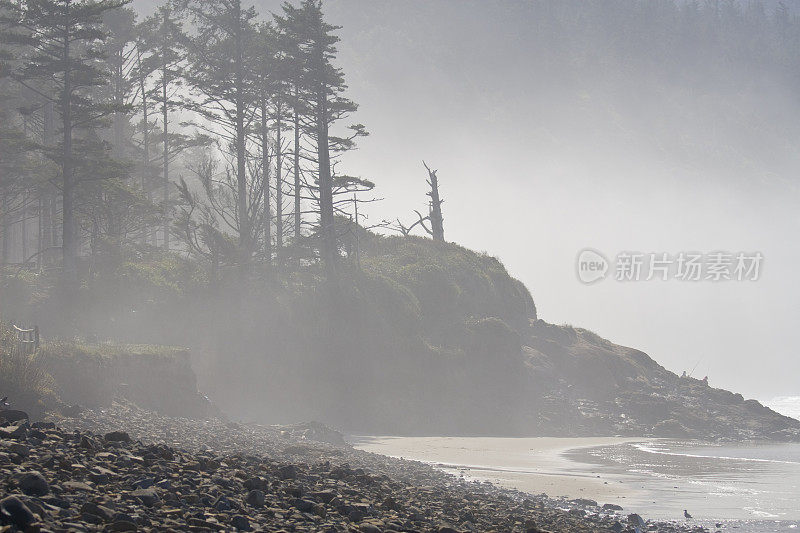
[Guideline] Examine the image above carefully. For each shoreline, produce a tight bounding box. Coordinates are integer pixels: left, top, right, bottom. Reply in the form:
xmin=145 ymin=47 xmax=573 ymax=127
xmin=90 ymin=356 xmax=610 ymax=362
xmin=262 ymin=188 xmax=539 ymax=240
xmin=353 ymin=435 xmax=800 ymax=528
xmin=349 ymin=435 xmax=645 ymax=506
xmin=1 ymin=402 xmax=698 ymax=532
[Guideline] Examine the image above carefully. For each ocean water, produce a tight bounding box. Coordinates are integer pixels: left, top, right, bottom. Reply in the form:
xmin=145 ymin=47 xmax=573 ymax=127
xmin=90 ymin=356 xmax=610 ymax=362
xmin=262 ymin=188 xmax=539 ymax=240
xmin=566 ymin=440 xmax=800 ymax=529
xmin=354 ymin=434 xmax=800 ymax=532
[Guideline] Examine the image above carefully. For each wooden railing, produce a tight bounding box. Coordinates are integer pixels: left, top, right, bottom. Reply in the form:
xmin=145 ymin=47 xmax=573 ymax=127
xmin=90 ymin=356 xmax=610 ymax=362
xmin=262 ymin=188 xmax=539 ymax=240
xmin=12 ymin=324 xmax=39 ymax=355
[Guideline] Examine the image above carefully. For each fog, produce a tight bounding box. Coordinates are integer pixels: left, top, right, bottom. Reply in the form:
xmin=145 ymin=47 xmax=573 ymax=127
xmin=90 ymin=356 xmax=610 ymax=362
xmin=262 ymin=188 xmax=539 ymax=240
xmin=318 ymin=0 xmax=800 ymax=400
xmin=120 ymin=0 xmax=800 ymax=400
xmin=5 ymin=2 xmax=800 ymax=528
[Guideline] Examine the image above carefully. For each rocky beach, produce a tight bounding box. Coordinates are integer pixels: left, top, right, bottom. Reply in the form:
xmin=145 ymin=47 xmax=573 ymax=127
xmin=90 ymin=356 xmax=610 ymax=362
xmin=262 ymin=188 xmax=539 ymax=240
xmin=0 ymin=401 xmax=706 ymax=533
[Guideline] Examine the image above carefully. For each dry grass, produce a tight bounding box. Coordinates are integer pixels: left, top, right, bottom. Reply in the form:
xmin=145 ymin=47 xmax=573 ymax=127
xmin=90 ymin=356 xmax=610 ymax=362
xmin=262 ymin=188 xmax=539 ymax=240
xmin=0 ymin=322 xmax=56 ymax=418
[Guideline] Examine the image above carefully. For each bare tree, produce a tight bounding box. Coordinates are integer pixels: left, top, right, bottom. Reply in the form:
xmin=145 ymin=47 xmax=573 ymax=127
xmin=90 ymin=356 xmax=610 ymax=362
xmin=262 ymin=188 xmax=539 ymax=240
xmin=422 ymin=161 xmax=444 ymax=242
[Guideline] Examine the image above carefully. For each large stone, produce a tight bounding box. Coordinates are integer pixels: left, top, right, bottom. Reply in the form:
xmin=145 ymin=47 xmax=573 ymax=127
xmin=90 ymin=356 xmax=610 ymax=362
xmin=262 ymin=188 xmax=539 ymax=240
xmin=277 ymin=464 xmax=298 ymax=479
xmin=0 ymin=495 xmax=35 ymax=528
xmin=0 ymin=424 xmax=27 ymax=439
xmin=8 ymin=443 xmax=29 ymax=457
xmin=18 ymin=471 xmax=49 ymax=496
xmin=81 ymin=502 xmax=114 ymax=522
xmin=108 ymin=520 xmax=138 ymax=532
xmin=0 ymin=410 xmax=29 ymax=424
xmin=231 ymin=515 xmax=251 ymax=531
xmin=245 ymin=490 xmax=265 ymax=508
xmin=130 ymin=488 xmax=159 ymax=507
xmin=243 ymin=477 xmax=266 ymax=491
xmin=63 ymin=481 xmax=94 ymax=492
xmin=294 ymin=499 xmax=315 ymax=513
xmin=104 ymin=431 xmax=132 ymax=443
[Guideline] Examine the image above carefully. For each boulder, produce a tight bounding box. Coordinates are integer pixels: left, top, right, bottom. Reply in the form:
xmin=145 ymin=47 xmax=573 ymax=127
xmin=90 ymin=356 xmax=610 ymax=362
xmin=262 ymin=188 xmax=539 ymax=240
xmin=0 ymin=409 xmax=29 ymax=424
xmin=245 ymin=490 xmax=265 ymax=508
xmin=231 ymin=515 xmax=251 ymax=531
xmin=0 ymin=424 xmax=27 ymax=439
xmin=18 ymin=471 xmax=49 ymax=496
xmin=277 ymin=464 xmax=298 ymax=479
xmin=130 ymin=488 xmax=159 ymax=506
xmin=104 ymin=431 xmax=132 ymax=443
xmin=0 ymin=495 xmax=35 ymax=528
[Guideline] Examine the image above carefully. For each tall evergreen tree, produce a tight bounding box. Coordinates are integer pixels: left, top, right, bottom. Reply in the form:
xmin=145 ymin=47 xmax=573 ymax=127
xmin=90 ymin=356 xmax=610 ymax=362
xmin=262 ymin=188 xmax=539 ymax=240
xmin=0 ymin=0 xmax=130 ymax=283
xmin=277 ymin=0 xmax=365 ymax=281
xmin=180 ymin=0 xmax=259 ymax=272
xmin=139 ymin=4 xmax=189 ymax=250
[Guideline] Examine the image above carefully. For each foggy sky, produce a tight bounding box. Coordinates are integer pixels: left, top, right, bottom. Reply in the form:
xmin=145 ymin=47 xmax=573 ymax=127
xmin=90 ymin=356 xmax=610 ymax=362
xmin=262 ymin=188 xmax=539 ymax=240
xmin=134 ymin=0 xmax=800 ymax=401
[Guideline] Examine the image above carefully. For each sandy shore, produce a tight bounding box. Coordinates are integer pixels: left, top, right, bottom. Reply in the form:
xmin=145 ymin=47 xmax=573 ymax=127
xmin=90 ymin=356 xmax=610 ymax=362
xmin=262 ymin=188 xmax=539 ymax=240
xmin=350 ymin=436 xmax=644 ymax=506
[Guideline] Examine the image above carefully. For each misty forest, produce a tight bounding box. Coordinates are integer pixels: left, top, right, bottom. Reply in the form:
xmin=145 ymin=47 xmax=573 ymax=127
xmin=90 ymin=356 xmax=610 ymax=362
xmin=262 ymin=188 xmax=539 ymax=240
xmin=2 ymin=1 xmax=800 ymax=531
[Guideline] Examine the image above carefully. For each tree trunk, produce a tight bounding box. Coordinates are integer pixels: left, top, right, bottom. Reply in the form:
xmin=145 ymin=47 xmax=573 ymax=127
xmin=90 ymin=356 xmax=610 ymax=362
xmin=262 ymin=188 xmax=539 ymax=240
xmin=424 ymin=162 xmax=445 ymax=242
xmin=161 ymin=33 xmax=170 ymax=250
xmin=112 ymin=48 xmax=125 ymax=157
xmin=136 ymin=45 xmax=155 ymax=246
xmin=429 ymin=174 xmax=444 ymax=242
xmin=316 ymin=91 xmax=336 ymax=281
xmin=261 ymin=99 xmax=271 ymax=263
xmin=62 ymin=17 xmax=78 ymax=283
xmin=293 ymin=85 xmax=301 ymax=241
xmin=275 ymin=100 xmax=283 ymax=254
xmin=234 ymin=0 xmax=249 ymax=273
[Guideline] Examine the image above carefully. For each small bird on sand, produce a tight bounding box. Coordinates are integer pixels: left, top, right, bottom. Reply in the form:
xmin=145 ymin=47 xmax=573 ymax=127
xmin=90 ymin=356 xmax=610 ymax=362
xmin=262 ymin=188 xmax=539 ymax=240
xmin=684 ymin=509 xmax=693 ymax=519
xmin=0 ymin=396 xmax=8 ymax=407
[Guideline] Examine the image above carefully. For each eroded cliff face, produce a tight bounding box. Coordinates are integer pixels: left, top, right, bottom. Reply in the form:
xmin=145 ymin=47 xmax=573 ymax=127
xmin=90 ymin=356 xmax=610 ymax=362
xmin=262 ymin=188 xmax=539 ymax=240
xmin=39 ymin=343 xmax=215 ymax=419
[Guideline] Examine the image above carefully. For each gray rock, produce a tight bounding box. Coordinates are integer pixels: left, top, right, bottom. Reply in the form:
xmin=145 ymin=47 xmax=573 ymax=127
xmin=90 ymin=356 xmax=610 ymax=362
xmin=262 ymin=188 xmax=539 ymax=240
xmin=0 ymin=409 xmax=29 ymax=423
xmin=603 ymin=503 xmax=624 ymax=511
xmin=294 ymin=498 xmax=315 ymax=513
xmin=104 ymin=430 xmax=132 ymax=443
xmin=245 ymin=489 xmax=265 ymax=508
xmin=348 ymin=508 xmax=366 ymax=522
xmin=277 ymin=464 xmax=298 ymax=479
xmin=231 ymin=515 xmax=251 ymax=531
xmin=19 ymin=471 xmax=49 ymax=496
xmin=0 ymin=425 xmax=27 ymax=439
xmin=132 ymin=478 xmax=154 ymax=489
xmin=108 ymin=520 xmax=138 ymax=531
xmin=0 ymin=495 xmax=35 ymax=528
xmin=130 ymin=487 xmax=159 ymax=506
xmin=81 ymin=502 xmax=114 ymax=522
xmin=63 ymin=481 xmax=94 ymax=492
xmin=243 ymin=476 xmax=267 ymax=490
xmin=8 ymin=442 xmax=29 ymax=456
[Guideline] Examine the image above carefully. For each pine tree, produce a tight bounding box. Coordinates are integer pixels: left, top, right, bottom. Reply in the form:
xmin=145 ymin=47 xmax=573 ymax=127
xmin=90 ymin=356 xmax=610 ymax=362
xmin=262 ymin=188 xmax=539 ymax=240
xmin=139 ymin=4 xmax=191 ymax=250
xmin=179 ymin=0 xmax=260 ymax=272
xmin=276 ymin=0 xmax=366 ymax=281
xmin=0 ymin=0 xmax=130 ymax=283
